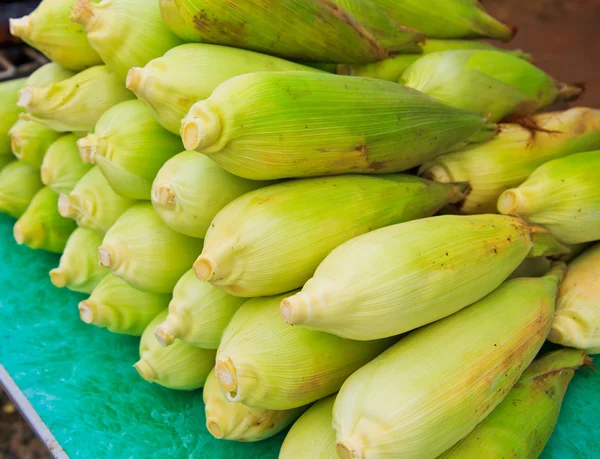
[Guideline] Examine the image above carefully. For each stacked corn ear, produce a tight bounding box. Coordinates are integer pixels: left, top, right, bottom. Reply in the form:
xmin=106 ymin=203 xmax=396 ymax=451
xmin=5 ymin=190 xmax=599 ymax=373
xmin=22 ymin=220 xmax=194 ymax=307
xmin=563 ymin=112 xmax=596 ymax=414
xmin=498 ymin=151 xmax=600 ymax=244
xmin=402 ymin=49 xmax=583 ymax=122
xmin=181 ymin=71 xmax=497 ymax=180
xmin=203 ymin=369 xmax=307 ymax=442
xmin=9 ymin=0 xmax=102 ymax=71
xmin=0 ymin=78 xmax=27 ymax=156
xmin=159 ymin=0 xmax=423 ymax=62
xmin=441 ymin=348 xmax=589 ymax=458
xmin=23 ymin=62 xmax=76 ymax=88
xmin=333 ymin=265 xmax=564 ymax=458
xmin=549 ymin=243 xmax=600 ymax=353
xmin=9 ymin=119 xmax=62 ymax=169
xmin=0 ymin=161 xmax=43 ymax=218
xmin=126 ymin=44 xmax=319 ymax=134
xmin=282 ymin=214 xmax=569 ymax=340
xmin=78 ymin=100 xmax=183 ymax=200
xmin=196 ymin=175 xmax=468 ymax=297
xmin=41 ymin=134 xmax=93 ymax=194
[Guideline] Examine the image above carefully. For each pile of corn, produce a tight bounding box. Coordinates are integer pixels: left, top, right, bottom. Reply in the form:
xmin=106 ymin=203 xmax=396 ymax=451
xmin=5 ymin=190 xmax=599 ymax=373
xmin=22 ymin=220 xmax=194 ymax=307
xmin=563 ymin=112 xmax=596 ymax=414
xmin=1 ymin=0 xmax=599 ymax=456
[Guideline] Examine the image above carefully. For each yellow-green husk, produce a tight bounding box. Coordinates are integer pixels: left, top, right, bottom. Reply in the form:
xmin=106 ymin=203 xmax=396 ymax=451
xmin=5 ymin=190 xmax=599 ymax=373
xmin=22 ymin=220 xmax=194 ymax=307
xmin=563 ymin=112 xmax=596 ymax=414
xmin=0 ymin=161 xmax=43 ymax=218
xmin=9 ymin=119 xmax=62 ymax=169
xmin=41 ymin=134 xmax=93 ymax=194
xmin=0 ymin=78 xmax=27 ymax=156
xmin=25 ymin=62 xmax=75 ymax=88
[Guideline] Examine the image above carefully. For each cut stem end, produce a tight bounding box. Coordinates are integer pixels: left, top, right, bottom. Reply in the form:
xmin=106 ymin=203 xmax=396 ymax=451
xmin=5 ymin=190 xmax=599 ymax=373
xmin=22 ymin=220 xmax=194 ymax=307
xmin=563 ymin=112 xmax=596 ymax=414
xmin=497 ymin=189 xmax=523 ymax=215
xmin=151 ymin=182 xmax=177 ymax=207
xmin=134 ymin=359 xmax=157 ymax=382
xmin=8 ymin=16 xmax=31 ymax=39
xmin=49 ymin=268 xmax=67 ymax=288
xmin=78 ymin=300 xmax=95 ymax=324
xmin=215 ymin=358 xmax=238 ymax=399
xmin=98 ymin=245 xmax=116 ymax=268
xmin=194 ymin=256 xmax=215 ymax=282
xmin=17 ymin=87 xmax=33 ymax=109
xmin=206 ymin=420 xmax=224 ymax=439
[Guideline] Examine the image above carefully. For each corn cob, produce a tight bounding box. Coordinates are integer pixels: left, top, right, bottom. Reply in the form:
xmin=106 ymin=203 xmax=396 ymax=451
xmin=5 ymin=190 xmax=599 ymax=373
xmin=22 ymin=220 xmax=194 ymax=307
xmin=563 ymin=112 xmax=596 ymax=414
xmin=49 ymin=227 xmax=107 ymax=294
xmin=370 ymin=0 xmax=514 ymax=41
xmin=402 ymin=50 xmax=582 ymax=122
xmin=41 ymin=134 xmax=92 ymax=195
xmin=0 ymin=161 xmax=43 ymax=218
xmin=71 ymin=0 xmax=184 ymax=82
xmin=78 ymin=100 xmax=183 ymax=200
xmin=18 ymin=65 xmax=135 ymax=132
xmin=0 ymin=78 xmax=26 ymax=157
xmin=280 ymin=394 xmax=338 ymax=459
xmin=14 ymin=187 xmax=77 ymax=253
xmin=333 ymin=265 xmax=564 ymax=459
xmin=215 ymin=293 xmax=395 ymax=410
xmin=498 ymin=151 xmax=600 ymax=244
xmin=440 ymin=348 xmax=588 ymax=458
xmin=135 ymin=310 xmax=215 ymax=390
xmin=126 ymin=44 xmax=319 ymax=134
xmin=182 ymin=71 xmax=497 ymax=180
xmin=420 ymin=108 xmax=600 ymax=214
xmin=197 ymin=175 xmax=468 ymax=297
xmin=158 ymin=0 xmax=422 ymax=63
xmin=8 ymin=119 xmax=61 ymax=169
xmin=339 ymin=39 xmax=532 ymax=82
xmin=549 ymin=243 xmax=600 ymax=353
xmin=154 ymin=269 xmax=246 ymax=349
xmin=203 ymin=369 xmax=306 ymax=442
xmin=25 ymin=63 xmax=75 ymax=88
xmin=79 ymin=274 xmax=170 ymax=336
xmin=98 ymin=203 xmax=204 ymax=294
xmin=152 ymin=152 xmax=269 ymax=238
xmin=282 ymin=214 xmax=569 ymax=340
xmin=58 ymin=167 xmax=135 ymax=235
xmin=9 ymin=0 xmax=102 ymax=71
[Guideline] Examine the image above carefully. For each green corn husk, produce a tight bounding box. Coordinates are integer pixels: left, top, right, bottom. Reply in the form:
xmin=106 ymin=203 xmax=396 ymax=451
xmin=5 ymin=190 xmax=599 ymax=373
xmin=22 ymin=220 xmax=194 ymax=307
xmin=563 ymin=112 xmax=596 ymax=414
xmin=71 ymin=0 xmax=184 ymax=82
xmin=49 ymin=227 xmax=107 ymax=293
xmin=152 ymin=152 xmax=268 ymax=238
xmin=79 ymin=274 xmax=170 ymax=336
xmin=14 ymin=187 xmax=77 ymax=253
xmin=0 ymin=161 xmax=43 ymax=218
xmin=58 ymin=167 xmax=135 ymax=235
xmin=440 ymin=348 xmax=589 ymax=458
xmin=498 ymin=151 xmax=600 ymax=244
xmin=25 ymin=63 xmax=76 ymax=88
xmin=0 ymin=78 xmax=27 ymax=156
xmin=41 ymin=134 xmax=93 ymax=194
xmin=158 ymin=0 xmax=422 ymax=64
xmin=333 ymin=266 xmax=564 ymax=459
xmin=338 ymin=39 xmax=531 ymax=82
xmin=420 ymin=108 xmax=600 ymax=214
xmin=154 ymin=269 xmax=246 ymax=349
xmin=135 ymin=310 xmax=215 ymax=390
xmin=126 ymin=44 xmax=319 ymax=134
xmin=0 ymin=156 xmax=13 ymax=171
xmin=181 ymin=71 xmax=497 ymax=180
xmin=282 ymin=214 xmax=569 ymax=340
xmin=18 ymin=65 xmax=135 ymax=132
xmin=9 ymin=0 xmax=102 ymax=71
xmin=196 ymin=175 xmax=468 ymax=297
xmin=549 ymin=243 xmax=600 ymax=353
xmin=215 ymin=293 xmax=395 ymax=410
xmin=280 ymin=395 xmax=338 ymax=459
xmin=402 ymin=50 xmax=583 ymax=122
xmin=78 ymin=101 xmax=183 ymax=200
xmin=98 ymin=203 xmax=204 ymax=294
xmin=204 ymin=369 xmax=306 ymax=442
xmin=370 ymin=0 xmax=513 ymax=41
xmin=9 ymin=119 xmax=62 ymax=169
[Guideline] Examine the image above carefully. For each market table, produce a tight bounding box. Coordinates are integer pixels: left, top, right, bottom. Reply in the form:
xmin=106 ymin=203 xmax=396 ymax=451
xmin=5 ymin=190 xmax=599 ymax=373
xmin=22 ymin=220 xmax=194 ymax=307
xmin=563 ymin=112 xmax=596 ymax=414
xmin=0 ymin=213 xmax=597 ymax=458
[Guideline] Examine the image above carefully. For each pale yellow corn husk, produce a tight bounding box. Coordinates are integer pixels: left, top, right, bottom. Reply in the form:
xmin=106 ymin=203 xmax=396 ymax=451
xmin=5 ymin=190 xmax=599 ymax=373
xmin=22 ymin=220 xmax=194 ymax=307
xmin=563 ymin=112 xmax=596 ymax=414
xmin=282 ymin=214 xmax=569 ymax=340
xmin=98 ymin=203 xmax=204 ymax=294
xmin=79 ymin=274 xmax=170 ymax=336
xmin=549 ymin=243 xmax=600 ymax=353
xmin=9 ymin=0 xmax=101 ymax=71
xmin=420 ymin=108 xmax=600 ymax=214
xmin=25 ymin=63 xmax=75 ymax=88
xmin=49 ymin=227 xmax=107 ymax=294
xmin=8 ymin=119 xmax=62 ymax=169
xmin=280 ymin=394 xmax=338 ymax=459
xmin=41 ymin=134 xmax=92 ymax=194
xmin=154 ymin=269 xmax=245 ymax=349
xmin=0 ymin=78 xmax=27 ymax=156
xmin=18 ymin=65 xmax=135 ymax=132
xmin=71 ymin=0 xmax=184 ymax=82
xmin=196 ymin=175 xmax=468 ymax=297
xmin=498 ymin=151 xmax=600 ymax=244
xmin=215 ymin=293 xmax=395 ymax=410
xmin=152 ymin=151 xmax=268 ymax=238
xmin=203 ymin=369 xmax=306 ymax=442
xmin=0 ymin=161 xmax=43 ymax=218
xmin=126 ymin=43 xmax=319 ymax=134
xmin=58 ymin=167 xmax=135 ymax=235
xmin=135 ymin=310 xmax=215 ymax=390
xmin=333 ymin=265 xmax=564 ymax=459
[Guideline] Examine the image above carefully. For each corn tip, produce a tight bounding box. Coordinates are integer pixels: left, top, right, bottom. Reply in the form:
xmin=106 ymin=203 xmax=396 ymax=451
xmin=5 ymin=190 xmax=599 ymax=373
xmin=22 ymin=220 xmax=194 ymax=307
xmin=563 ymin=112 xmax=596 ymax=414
xmin=78 ymin=300 xmax=95 ymax=324
xmin=77 ymin=135 xmax=100 ymax=164
xmin=194 ymin=256 xmax=215 ymax=282
xmin=154 ymin=323 xmax=176 ymax=347
xmin=70 ymin=0 xmax=94 ymax=27
xmin=8 ymin=16 xmax=31 ymax=38
xmin=497 ymin=189 xmax=522 ymax=215
xmin=17 ymin=87 xmax=33 ymax=109
xmin=151 ymin=181 xmax=177 ymax=207
xmin=181 ymin=102 xmax=222 ymax=151
xmin=134 ymin=359 xmax=157 ymax=382
xmin=125 ymin=67 xmax=144 ymax=92
xmin=97 ymin=245 xmax=115 ymax=268
xmin=206 ymin=420 xmax=224 ymax=439
xmin=280 ymin=292 xmax=311 ymax=325
xmin=49 ymin=268 xmax=67 ymax=288
xmin=215 ymin=358 xmax=238 ymax=399
xmin=57 ymin=194 xmax=76 ymax=218
xmin=12 ymin=222 xmax=24 ymax=245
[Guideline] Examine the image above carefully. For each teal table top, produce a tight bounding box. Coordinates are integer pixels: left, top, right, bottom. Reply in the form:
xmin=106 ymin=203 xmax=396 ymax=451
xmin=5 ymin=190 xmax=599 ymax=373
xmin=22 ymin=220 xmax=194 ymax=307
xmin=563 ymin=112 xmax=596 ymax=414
xmin=0 ymin=213 xmax=597 ymax=458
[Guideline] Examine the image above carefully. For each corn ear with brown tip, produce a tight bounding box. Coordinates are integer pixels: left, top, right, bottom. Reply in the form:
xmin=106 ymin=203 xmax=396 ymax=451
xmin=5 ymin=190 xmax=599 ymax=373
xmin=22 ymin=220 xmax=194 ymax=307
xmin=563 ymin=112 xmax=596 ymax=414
xmin=0 ymin=161 xmax=43 ymax=218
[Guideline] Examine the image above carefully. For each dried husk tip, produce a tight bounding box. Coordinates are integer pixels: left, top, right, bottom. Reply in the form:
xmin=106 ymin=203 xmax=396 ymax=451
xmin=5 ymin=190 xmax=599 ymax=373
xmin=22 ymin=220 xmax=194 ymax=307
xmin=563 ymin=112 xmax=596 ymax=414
xmin=77 ymin=134 xmax=102 ymax=164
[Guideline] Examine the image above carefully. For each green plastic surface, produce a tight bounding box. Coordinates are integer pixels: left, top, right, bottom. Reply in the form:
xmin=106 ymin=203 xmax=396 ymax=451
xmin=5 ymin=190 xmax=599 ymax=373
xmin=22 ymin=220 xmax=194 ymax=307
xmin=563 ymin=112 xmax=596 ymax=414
xmin=0 ymin=212 xmax=597 ymax=458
